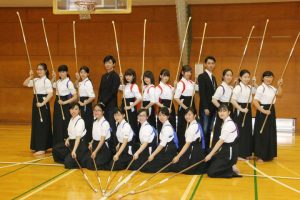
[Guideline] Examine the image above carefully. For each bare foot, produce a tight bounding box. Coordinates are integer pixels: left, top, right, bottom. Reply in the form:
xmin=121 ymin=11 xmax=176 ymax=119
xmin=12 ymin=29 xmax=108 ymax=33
xmin=232 ymin=164 xmax=240 ymax=174
xmin=256 ymin=158 xmax=264 ymax=163
xmin=34 ymin=151 xmax=45 ymax=156
xmin=238 ymin=157 xmax=246 ymax=161
xmin=31 ymin=150 xmax=36 ymax=153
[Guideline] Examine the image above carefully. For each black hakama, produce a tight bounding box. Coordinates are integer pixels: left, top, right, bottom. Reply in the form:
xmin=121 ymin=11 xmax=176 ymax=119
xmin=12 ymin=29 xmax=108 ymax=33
xmin=211 ymin=101 xmax=233 ymax=147
xmin=172 ymin=141 xmax=206 ymax=174
xmin=141 ymin=142 xmax=177 ymax=173
xmin=79 ymin=96 xmax=94 ymax=144
xmin=52 ymin=136 xmax=88 ymax=169
xmin=142 ymin=101 xmax=156 ymax=128
xmin=106 ymin=142 xmax=134 ymax=171
xmin=129 ymin=137 xmax=157 ymax=170
xmin=207 ymin=138 xmax=239 ymax=178
xmin=177 ymin=96 xmax=195 ymax=149
xmin=85 ymin=140 xmax=113 ymax=170
xmin=157 ymin=99 xmax=176 ymax=134
xmin=31 ymin=94 xmax=53 ymax=151
xmin=53 ymin=95 xmax=71 ymax=146
xmin=121 ymin=98 xmax=138 ymax=139
xmin=253 ymin=104 xmax=277 ymax=161
xmin=234 ymin=103 xmax=253 ymax=158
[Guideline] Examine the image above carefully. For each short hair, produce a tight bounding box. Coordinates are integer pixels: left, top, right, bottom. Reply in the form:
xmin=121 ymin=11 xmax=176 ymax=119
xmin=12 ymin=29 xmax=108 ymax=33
xmin=79 ymin=66 xmax=90 ymax=73
xmin=93 ymin=103 xmax=105 ymax=112
xmin=103 ymin=55 xmax=116 ymax=64
xmin=113 ymin=106 xmax=126 ymax=115
xmin=138 ymin=108 xmax=149 ymax=117
xmin=159 ymin=107 xmax=170 ymax=116
xmin=204 ymin=56 xmax=216 ymax=63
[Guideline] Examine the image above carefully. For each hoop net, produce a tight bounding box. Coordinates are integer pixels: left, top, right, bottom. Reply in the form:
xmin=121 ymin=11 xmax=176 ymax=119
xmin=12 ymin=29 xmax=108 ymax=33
xmin=74 ymin=0 xmax=96 ymax=20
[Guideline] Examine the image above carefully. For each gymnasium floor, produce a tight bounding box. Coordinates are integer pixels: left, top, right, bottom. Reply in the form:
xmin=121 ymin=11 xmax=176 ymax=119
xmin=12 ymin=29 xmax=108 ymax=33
xmin=0 ymin=124 xmax=299 ymax=200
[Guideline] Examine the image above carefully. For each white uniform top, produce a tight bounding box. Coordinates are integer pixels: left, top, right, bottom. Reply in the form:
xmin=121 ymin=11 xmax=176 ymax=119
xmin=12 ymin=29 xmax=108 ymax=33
xmin=53 ymin=78 xmax=76 ymax=96
xmin=139 ymin=121 xmax=155 ymax=144
xmin=185 ymin=120 xmax=201 ymax=143
xmin=254 ymin=83 xmax=277 ymax=104
xmin=219 ymin=117 xmax=238 ymax=143
xmin=28 ymin=76 xmax=53 ymax=95
xmin=212 ymin=81 xmax=233 ymax=102
xmin=159 ymin=120 xmax=174 ymax=147
xmin=119 ymin=83 xmax=142 ymax=99
xmin=155 ymin=81 xmax=174 ymax=102
xmin=232 ymin=82 xmax=253 ymax=103
xmin=174 ymin=77 xmax=195 ymax=98
xmin=116 ymin=119 xmax=134 ymax=143
xmin=142 ymin=84 xmax=156 ymax=103
xmin=68 ymin=115 xmax=86 ymax=139
xmin=92 ymin=117 xmax=111 ymax=141
xmin=78 ymin=78 xmax=95 ymax=98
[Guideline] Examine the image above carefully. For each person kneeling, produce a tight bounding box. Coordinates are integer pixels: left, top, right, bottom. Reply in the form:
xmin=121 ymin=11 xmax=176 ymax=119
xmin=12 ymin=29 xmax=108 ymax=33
xmin=205 ymin=104 xmax=241 ymax=178
xmin=52 ymin=103 xmax=88 ymax=169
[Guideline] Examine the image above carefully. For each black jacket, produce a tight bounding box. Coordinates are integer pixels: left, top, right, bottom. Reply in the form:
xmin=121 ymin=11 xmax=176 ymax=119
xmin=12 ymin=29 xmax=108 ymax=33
xmin=98 ymin=70 xmax=120 ymax=109
xmin=197 ymin=71 xmax=217 ymax=112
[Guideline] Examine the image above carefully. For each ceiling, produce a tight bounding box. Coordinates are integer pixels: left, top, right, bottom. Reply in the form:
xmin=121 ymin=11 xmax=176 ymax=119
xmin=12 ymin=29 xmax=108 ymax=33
xmin=0 ymin=0 xmax=298 ymax=7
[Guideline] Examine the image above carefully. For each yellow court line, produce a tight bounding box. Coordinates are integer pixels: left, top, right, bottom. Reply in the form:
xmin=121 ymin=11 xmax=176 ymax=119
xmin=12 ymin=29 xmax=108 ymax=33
xmin=180 ymin=175 xmax=198 ymax=200
xmin=18 ymin=169 xmax=76 ymax=200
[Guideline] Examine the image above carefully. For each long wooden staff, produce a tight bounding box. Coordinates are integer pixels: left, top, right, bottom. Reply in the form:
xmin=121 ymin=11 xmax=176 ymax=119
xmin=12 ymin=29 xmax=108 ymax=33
xmin=189 ymin=22 xmax=207 ymax=109
xmin=260 ymin=32 xmax=300 ymax=133
xmin=42 ymin=18 xmax=65 ymax=120
xmin=169 ymin=16 xmax=192 ymax=111
xmin=141 ymin=19 xmax=147 ymax=102
xmin=16 ymin=12 xmax=43 ymax=123
xmin=66 ymin=146 xmax=98 ymax=193
xmin=90 ymin=148 xmax=103 ymax=193
xmin=73 ymin=21 xmax=79 ymax=73
xmin=118 ymin=159 xmax=206 ymax=199
xmin=241 ymin=19 xmax=269 ymax=127
xmin=229 ymin=25 xmax=255 ymax=112
xmin=112 ymin=21 xmax=129 ymax=122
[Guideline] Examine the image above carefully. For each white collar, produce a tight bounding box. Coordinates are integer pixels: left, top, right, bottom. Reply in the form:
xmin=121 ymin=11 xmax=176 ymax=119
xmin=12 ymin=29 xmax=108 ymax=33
xmin=205 ymin=69 xmax=213 ymax=77
xmin=71 ymin=115 xmax=81 ymax=121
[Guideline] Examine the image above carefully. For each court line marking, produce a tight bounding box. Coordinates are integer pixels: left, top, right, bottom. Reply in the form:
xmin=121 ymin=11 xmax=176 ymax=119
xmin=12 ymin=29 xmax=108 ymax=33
xmin=240 ymin=173 xmax=300 ymax=180
xmin=253 ymin=160 xmax=259 ymax=200
xmin=246 ymin=161 xmax=300 ymax=194
xmin=12 ymin=169 xmax=76 ymax=200
xmin=0 ymin=156 xmax=53 ymax=178
xmin=0 ymin=162 xmax=63 ymax=168
xmin=189 ymin=174 xmax=204 ymax=200
xmin=180 ymin=175 xmax=197 ymax=200
xmin=273 ymin=160 xmax=300 ymax=177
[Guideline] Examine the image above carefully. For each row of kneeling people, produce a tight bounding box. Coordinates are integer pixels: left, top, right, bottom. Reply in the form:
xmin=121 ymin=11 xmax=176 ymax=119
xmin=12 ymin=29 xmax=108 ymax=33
xmin=53 ymin=103 xmax=241 ymax=178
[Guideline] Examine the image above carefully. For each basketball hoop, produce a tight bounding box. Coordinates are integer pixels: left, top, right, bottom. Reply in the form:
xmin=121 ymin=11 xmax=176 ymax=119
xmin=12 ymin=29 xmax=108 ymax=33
xmin=74 ymin=0 xmax=96 ymax=20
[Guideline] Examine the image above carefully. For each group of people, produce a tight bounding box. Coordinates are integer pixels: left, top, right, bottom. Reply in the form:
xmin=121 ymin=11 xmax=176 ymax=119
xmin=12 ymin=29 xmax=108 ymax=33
xmin=23 ymin=55 xmax=283 ymax=178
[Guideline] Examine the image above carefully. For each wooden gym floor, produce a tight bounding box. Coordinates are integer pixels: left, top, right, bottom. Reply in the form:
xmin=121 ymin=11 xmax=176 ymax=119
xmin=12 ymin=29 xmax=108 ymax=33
xmin=0 ymin=124 xmax=299 ymax=200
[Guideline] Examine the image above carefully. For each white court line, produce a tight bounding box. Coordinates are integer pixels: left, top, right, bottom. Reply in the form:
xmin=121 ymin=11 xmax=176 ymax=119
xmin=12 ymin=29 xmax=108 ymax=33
xmin=0 ymin=156 xmax=53 ymax=169
xmin=180 ymin=175 xmax=197 ymax=200
xmin=240 ymin=173 xmax=300 ymax=180
xmin=0 ymin=162 xmax=63 ymax=168
xmin=273 ymin=160 xmax=300 ymax=177
xmin=18 ymin=169 xmax=76 ymax=200
xmin=246 ymin=161 xmax=300 ymax=194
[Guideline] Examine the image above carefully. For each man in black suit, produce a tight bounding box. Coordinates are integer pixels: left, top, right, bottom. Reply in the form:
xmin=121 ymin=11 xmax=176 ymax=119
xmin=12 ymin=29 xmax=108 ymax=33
xmin=198 ymin=56 xmax=217 ymax=150
xmin=98 ymin=55 xmax=120 ymax=145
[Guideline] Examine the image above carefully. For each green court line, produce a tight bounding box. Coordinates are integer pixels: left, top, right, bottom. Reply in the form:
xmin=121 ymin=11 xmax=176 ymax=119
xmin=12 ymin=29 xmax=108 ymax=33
xmin=189 ymin=174 xmax=204 ymax=200
xmin=254 ymin=160 xmax=259 ymax=200
xmin=12 ymin=169 xmax=70 ymax=200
